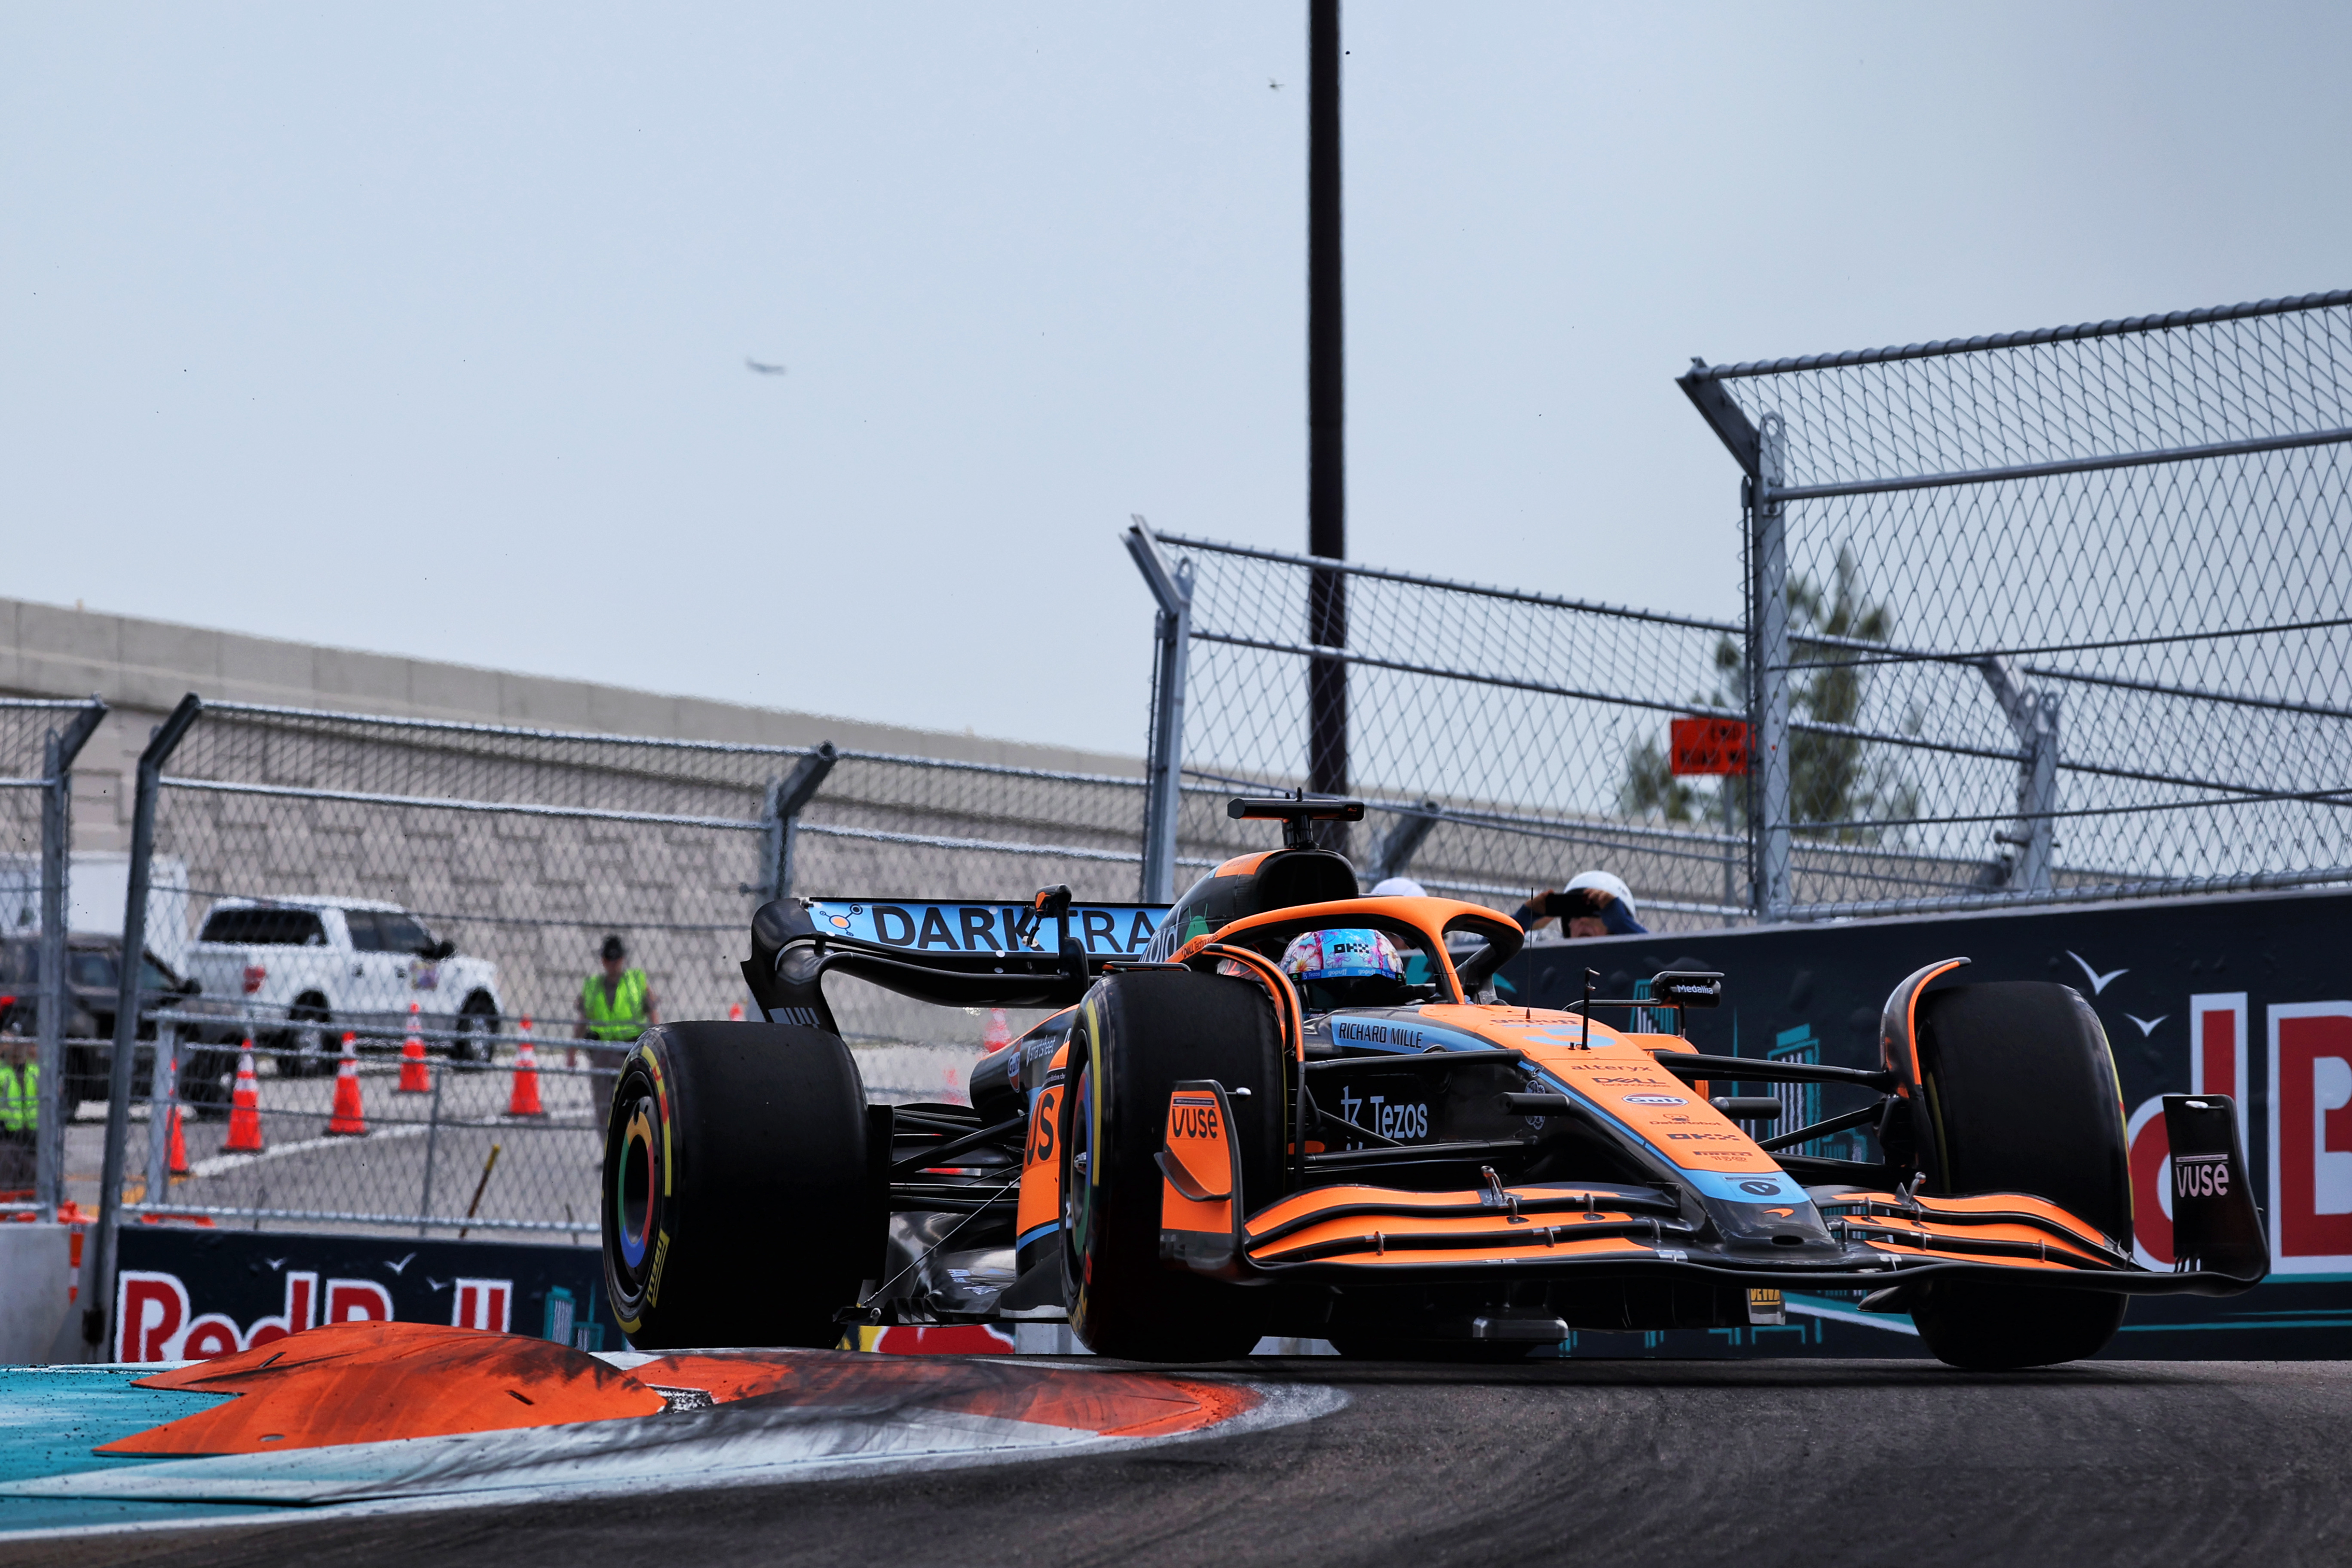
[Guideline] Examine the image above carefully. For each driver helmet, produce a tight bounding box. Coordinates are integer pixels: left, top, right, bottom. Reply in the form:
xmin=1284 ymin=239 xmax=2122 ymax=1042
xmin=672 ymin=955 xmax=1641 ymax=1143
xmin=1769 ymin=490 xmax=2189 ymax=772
xmin=1280 ymin=928 xmax=1404 ymax=983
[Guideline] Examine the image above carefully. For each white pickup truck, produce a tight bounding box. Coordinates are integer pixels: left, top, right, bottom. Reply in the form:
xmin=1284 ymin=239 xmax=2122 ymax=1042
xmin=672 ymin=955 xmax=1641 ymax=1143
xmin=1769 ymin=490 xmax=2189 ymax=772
xmin=185 ymin=897 xmax=504 ymax=1075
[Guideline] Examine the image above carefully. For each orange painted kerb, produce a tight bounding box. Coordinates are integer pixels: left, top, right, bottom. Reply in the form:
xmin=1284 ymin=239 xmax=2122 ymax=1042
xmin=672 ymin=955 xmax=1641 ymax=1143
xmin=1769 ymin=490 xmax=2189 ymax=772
xmin=99 ymin=1320 xmax=1263 ymax=1457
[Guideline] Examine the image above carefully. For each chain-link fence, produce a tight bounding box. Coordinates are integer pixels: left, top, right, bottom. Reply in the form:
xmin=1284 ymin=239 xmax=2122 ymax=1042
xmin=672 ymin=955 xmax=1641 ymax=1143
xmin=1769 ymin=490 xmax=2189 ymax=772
xmin=1133 ymin=525 xmax=1766 ymax=932
xmin=1133 ymin=288 xmax=2352 ymax=931
xmin=96 ymin=699 xmax=1163 ymax=1244
xmin=1682 ymin=288 xmax=2352 ymax=917
xmin=0 ymin=698 xmax=108 ymax=1224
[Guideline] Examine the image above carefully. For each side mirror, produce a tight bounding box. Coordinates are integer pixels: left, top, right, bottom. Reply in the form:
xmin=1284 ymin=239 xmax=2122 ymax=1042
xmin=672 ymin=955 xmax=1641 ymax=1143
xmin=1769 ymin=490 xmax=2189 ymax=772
xmin=1651 ymin=971 xmax=1724 ymax=1008
xmin=179 ymin=977 xmax=203 ymax=996
xmin=418 ymin=940 xmax=458 ymax=961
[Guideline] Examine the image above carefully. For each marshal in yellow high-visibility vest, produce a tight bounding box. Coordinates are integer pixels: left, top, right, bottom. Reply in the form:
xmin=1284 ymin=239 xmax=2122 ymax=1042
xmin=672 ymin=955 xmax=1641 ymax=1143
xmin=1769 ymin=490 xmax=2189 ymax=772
xmin=578 ymin=934 xmax=659 ymax=1044
xmin=0 ymin=1053 xmax=36 ymax=1134
xmin=0 ymin=1041 xmax=35 ymax=1191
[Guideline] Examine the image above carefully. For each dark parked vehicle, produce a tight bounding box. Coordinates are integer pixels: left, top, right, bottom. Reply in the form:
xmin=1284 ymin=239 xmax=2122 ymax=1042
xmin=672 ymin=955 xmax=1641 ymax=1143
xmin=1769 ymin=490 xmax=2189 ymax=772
xmin=0 ymin=938 xmax=244 ymax=1116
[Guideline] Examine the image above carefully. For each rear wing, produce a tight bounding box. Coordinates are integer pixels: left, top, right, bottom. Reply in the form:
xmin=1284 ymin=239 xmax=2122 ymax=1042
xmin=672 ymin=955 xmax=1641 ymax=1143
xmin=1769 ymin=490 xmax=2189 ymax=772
xmin=804 ymin=899 xmax=1168 ymax=963
xmin=742 ymin=891 xmax=1172 ymax=1031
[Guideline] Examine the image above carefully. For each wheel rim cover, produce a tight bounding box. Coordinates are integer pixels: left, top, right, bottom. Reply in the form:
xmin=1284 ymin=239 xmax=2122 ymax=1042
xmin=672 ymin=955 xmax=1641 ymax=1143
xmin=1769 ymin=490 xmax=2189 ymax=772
xmin=616 ymin=1096 xmax=658 ymax=1271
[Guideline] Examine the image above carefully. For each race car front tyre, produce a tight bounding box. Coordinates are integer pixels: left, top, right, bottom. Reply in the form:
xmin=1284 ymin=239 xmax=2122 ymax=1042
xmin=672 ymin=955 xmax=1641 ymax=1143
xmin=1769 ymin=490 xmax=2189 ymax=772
xmin=1906 ymin=980 xmax=2131 ymax=1369
xmin=603 ymin=1021 xmax=870 ymax=1350
xmin=1060 ymin=969 xmax=1281 ymax=1362
xmin=1907 ymin=1277 xmax=2129 ymax=1372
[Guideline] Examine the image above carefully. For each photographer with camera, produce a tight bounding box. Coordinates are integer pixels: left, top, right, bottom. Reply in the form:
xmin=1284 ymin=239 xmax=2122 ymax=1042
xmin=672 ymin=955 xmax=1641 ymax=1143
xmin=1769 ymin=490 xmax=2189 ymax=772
xmin=1513 ymin=870 xmax=1647 ymax=939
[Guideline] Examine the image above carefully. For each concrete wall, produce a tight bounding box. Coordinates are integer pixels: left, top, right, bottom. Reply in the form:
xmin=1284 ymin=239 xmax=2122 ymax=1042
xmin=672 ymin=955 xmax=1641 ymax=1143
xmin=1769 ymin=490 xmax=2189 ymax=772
xmin=0 ymin=596 xmax=1141 ymax=855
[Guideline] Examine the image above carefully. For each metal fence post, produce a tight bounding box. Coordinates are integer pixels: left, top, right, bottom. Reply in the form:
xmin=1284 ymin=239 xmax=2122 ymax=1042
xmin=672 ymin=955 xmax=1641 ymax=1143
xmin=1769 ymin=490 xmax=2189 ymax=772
xmin=756 ymin=742 xmax=837 ymax=902
xmin=1979 ymin=660 xmax=2060 ymax=892
xmin=34 ymin=700 xmax=105 ymax=1223
xmin=1680 ymin=360 xmax=1771 ymax=923
xmin=85 ymin=692 xmax=202 ymax=1353
xmin=1369 ymin=801 xmax=1441 ymax=884
xmin=1126 ymin=518 xmax=1193 ymax=903
xmin=1753 ymin=415 xmax=1792 ymax=922
xmin=1722 ymin=780 xmax=1739 ymax=919
xmin=2018 ymin=693 xmax=2060 ymax=893
xmin=418 ymin=1067 xmax=444 ymax=1238
xmin=144 ymin=1026 xmax=178 ymax=1207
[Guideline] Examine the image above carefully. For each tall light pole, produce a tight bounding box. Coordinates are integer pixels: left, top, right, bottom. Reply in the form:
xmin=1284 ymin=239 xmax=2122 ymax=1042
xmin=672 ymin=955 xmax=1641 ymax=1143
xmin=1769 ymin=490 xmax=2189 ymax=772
xmin=1305 ymin=0 xmax=1348 ymax=851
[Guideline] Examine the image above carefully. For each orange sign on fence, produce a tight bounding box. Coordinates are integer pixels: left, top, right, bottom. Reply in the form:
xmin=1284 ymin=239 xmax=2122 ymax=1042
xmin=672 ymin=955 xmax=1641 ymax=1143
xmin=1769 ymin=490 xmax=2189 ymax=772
xmin=1669 ymin=717 xmax=1751 ymax=776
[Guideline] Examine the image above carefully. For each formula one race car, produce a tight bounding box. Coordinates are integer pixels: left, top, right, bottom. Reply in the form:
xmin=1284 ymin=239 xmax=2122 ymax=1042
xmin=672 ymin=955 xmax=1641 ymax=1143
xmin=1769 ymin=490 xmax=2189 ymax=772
xmin=601 ymin=797 xmax=2268 ymax=1370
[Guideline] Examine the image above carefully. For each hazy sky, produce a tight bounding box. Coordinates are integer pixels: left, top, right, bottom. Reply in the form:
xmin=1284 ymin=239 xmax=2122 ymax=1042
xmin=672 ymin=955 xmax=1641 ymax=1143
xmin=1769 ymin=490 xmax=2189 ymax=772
xmin=6 ymin=3 xmax=2347 ymax=756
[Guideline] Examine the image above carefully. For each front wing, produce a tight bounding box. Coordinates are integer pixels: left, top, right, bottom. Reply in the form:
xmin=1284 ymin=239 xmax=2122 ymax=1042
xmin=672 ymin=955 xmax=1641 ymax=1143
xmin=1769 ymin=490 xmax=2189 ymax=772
xmin=1155 ymin=1082 xmax=2268 ymax=1299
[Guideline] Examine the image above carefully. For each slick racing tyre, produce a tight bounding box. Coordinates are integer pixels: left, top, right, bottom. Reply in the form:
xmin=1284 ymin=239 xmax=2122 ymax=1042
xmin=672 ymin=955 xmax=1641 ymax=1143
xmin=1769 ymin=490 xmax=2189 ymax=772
xmin=603 ymin=1021 xmax=871 ymax=1350
xmin=1907 ymin=1276 xmax=2128 ymax=1373
xmin=1906 ymin=980 xmax=2130 ymax=1370
xmin=1060 ymin=969 xmax=1280 ymax=1362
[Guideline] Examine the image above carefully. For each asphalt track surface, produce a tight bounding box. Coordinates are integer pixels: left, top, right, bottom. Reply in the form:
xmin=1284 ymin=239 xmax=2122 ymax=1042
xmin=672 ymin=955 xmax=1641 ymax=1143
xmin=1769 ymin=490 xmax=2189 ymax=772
xmin=18 ymin=1357 xmax=2351 ymax=1568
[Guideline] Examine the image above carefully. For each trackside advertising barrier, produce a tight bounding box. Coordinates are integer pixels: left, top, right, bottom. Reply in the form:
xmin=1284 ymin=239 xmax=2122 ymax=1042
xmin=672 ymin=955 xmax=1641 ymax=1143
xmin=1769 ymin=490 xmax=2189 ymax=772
xmin=110 ymin=1227 xmax=611 ymax=1363
xmin=109 ymin=1228 xmax=1075 ymax=1362
xmin=1499 ymin=885 xmax=2352 ymax=1358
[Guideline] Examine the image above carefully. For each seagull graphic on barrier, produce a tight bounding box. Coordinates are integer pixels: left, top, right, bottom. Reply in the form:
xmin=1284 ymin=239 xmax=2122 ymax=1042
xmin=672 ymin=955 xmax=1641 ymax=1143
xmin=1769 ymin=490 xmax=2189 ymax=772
xmin=2126 ymin=1014 xmax=2169 ymax=1037
xmin=2066 ymin=951 xmax=2128 ymax=995
xmin=383 ymin=1253 xmax=416 ymax=1276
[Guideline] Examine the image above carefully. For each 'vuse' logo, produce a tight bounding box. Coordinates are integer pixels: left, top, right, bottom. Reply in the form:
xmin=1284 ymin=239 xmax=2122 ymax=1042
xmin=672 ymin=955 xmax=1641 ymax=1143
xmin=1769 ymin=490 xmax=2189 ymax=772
xmin=2174 ymin=1153 xmax=2230 ymax=1199
xmin=1170 ymin=1102 xmax=1221 ymax=1139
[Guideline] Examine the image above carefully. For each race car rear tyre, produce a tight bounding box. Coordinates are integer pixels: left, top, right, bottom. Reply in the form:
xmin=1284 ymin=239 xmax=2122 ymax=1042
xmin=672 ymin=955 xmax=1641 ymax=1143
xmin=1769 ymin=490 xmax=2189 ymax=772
xmin=603 ymin=1021 xmax=871 ymax=1350
xmin=1060 ymin=969 xmax=1281 ymax=1362
xmin=1906 ymin=980 xmax=2130 ymax=1369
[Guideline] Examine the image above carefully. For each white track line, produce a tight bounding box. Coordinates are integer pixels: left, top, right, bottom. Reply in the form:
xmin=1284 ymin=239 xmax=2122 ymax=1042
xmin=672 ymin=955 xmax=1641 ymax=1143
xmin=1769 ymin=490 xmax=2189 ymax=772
xmin=188 ymin=1123 xmax=428 ymax=1179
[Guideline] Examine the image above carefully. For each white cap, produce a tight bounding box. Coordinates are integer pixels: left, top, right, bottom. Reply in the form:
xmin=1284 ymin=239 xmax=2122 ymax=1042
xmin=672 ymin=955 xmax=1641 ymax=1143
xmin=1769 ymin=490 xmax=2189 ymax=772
xmin=1564 ymin=869 xmax=1635 ymax=919
xmin=1369 ymin=876 xmax=1428 ymax=898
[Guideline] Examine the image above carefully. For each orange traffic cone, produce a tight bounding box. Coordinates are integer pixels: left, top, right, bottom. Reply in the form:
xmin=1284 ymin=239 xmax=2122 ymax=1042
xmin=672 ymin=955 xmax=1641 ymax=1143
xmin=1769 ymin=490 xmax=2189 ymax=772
xmin=325 ymin=1032 xmax=369 ymax=1136
xmin=507 ymin=1017 xmax=545 ymax=1117
xmin=165 ymin=1102 xmax=190 ymax=1177
xmin=729 ymin=1001 xmax=744 ymax=1022
xmin=397 ymin=1001 xmax=432 ymax=1093
xmin=983 ymin=1008 xmax=1012 ymax=1053
xmin=224 ymin=1043 xmax=265 ymax=1153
